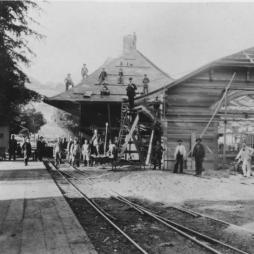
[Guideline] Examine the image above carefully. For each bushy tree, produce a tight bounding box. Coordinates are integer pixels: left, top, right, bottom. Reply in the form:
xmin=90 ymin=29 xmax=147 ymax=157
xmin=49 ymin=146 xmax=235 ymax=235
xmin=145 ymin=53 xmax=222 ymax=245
xmin=19 ymin=108 xmax=46 ymax=134
xmin=0 ymin=1 xmax=43 ymax=131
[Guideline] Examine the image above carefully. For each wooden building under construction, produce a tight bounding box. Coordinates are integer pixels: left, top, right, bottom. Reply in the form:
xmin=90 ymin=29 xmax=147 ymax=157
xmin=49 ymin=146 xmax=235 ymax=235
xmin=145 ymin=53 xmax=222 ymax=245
xmin=137 ymin=47 xmax=254 ymax=169
xmin=45 ymin=33 xmax=254 ymax=169
xmin=44 ymin=34 xmax=172 ymax=141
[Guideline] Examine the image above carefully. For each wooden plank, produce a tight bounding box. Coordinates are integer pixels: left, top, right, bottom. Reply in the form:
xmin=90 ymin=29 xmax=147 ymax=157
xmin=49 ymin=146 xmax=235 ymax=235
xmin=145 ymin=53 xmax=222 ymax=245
xmin=54 ymin=196 xmax=96 ymax=254
xmin=40 ymin=198 xmax=72 ymax=254
xmin=0 ymin=217 xmax=23 ymax=254
xmin=21 ymin=218 xmax=46 ymax=254
xmin=21 ymin=199 xmax=47 ymax=254
xmin=0 ymin=200 xmax=11 ymax=229
xmin=0 ymin=199 xmax=24 ymax=254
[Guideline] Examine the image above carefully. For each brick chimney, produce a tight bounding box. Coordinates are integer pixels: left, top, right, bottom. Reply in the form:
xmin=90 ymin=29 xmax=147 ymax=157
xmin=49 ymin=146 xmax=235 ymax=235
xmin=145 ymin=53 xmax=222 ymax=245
xmin=123 ymin=33 xmax=137 ymax=53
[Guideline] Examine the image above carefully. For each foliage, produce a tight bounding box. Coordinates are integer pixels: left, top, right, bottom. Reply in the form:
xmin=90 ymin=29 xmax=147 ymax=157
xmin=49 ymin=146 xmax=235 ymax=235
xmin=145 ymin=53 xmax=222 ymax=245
xmin=0 ymin=1 xmax=43 ymax=129
xmin=19 ymin=108 xmax=46 ymax=134
xmin=54 ymin=109 xmax=80 ymax=135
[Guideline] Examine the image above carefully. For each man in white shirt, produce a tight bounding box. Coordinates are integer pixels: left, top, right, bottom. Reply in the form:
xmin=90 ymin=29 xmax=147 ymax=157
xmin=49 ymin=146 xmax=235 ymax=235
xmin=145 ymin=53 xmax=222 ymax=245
xmin=82 ymin=139 xmax=90 ymax=166
xmin=236 ymin=142 xmax=254 ymax=177
xmin=173 ymin=139 xmax=187 ymax=174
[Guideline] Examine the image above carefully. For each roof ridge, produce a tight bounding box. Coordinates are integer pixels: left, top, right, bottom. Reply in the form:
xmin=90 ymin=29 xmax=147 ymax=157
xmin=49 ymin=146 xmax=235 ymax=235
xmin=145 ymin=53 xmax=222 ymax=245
xmin=136 ymin=45 xmax=254 ymax=100
xmin=136 ymin=49 xmax=173 ymax=80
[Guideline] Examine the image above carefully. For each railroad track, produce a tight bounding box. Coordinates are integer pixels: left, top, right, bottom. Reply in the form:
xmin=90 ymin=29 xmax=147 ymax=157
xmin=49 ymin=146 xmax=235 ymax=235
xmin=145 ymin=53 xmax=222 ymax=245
xmin=45 ymin=159 xmax=251 ymax=254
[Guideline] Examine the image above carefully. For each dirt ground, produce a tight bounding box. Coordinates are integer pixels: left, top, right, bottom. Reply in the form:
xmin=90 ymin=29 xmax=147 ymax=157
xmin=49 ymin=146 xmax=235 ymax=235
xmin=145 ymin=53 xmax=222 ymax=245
xmin=74 ymin=166 xmax=254 ymax=232
xmin=50 ymin=164 xmax=254 ymax=253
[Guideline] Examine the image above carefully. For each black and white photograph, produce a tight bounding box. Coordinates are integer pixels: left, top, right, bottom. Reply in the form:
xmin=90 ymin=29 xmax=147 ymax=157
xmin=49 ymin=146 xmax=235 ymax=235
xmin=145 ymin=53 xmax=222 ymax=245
xmin=1 ymin=0 xmax=254 ymax=253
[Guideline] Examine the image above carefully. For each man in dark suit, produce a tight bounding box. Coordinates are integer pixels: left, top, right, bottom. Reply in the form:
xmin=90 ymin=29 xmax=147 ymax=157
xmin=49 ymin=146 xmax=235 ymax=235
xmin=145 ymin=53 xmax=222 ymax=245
xmin=126 ymin=77 xmax=137 ymax=109
xmin=192 ymin=138 xmax=206 ymax=176
xmin=9 ymin=135 xmax=17 ymax=160
xmin=22 ymin=138 xmax=32 ymax=166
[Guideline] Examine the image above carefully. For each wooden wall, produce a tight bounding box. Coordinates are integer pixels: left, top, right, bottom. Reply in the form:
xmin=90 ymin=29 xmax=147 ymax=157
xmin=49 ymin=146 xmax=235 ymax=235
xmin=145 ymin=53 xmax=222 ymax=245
xmin=139 ymin=65 xmax=254 ymax=170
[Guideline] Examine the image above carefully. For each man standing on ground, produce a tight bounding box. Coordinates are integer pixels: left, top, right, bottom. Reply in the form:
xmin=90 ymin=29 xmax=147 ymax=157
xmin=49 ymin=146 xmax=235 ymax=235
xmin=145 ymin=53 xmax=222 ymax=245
xmin=142 ymin=74 xmax=150 ymax=95
xmin=67 ymin=137 xmax=74 ymax=163
xmin=22 ymin=138 xmax=32 ymax=166
xmin=9 ymin=135 xmax=17 ymax=161
xmin=152 ymin=140 xmax=164 ymax=170
xmin=126 ymin=77 xmax=137 ymax=109
xmin=192 ymin=138 xmax=205 ymax=176
xmin=82 ymin=139 xmax=90 ymax=166
xmin=174 ymin=139 xmax=186 ymax=174
xmin=36 ymin=136 xmax=45 ymax=161
xmin=236 ymin=142 xmax=254 ymax=177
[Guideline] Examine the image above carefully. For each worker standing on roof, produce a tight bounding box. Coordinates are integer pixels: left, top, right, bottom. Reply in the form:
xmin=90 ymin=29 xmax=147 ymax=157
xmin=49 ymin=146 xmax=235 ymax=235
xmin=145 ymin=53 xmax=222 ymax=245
xmin=65 ymin=73 xmax=74 ymax=91
xmin=126 ymin=77 xmax=137 ymax=109
xmin=153 ymin=96 xmax=162 ymax=119
xmin=118 ymin=68 xmax=124 ymax=84
xmin=142 ymin=74 xmax=150 ymax=94
xmin=81 ymin=64 xmax=88 ymax=80
xmin=98 ymin=68 xmax=107 ymax=85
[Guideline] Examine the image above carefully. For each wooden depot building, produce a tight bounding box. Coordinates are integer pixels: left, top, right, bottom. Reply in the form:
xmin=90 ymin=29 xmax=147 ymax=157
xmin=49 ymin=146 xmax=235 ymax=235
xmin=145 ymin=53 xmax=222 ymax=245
xmin=44 ymin=34 xmax=173 ymax=140
xmin=137 ymin=47 xmax=254 ymax=170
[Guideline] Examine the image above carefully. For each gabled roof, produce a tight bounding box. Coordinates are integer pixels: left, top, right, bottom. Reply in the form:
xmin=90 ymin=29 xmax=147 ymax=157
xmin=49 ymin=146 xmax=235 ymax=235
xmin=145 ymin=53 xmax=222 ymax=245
xmin=44 ymin=34 xmax=173 ymax=107
xmin=136 ymin=46 xmax=254 ymax=101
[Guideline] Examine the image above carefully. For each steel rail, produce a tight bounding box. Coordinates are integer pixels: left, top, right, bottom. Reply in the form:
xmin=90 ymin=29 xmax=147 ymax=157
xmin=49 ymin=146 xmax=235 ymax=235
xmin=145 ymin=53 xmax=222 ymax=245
xmin=115 ymin=195 xmax=249 ymax=254
xmin=60 ymin=163 xmax=249 ymax=254
xmin=44 ymin=159 xmax=149 ymax=254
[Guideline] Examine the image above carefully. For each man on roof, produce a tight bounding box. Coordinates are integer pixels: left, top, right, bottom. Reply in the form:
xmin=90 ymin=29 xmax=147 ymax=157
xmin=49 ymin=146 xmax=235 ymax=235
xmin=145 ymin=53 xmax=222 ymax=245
xmin=118 ymin=68 xmax=124 ymax=84
xmin=142 ymin=74 xmax=150 ymax=94
xmin=81 ymin=64 xmax=88 ymax=80
xmin=65 ymin=73 xmax=74 ymax=91
xmin=126 ymin=77 xmax=137 ymax=109
xmin=98 ymin=68 xmax=107 ymax=85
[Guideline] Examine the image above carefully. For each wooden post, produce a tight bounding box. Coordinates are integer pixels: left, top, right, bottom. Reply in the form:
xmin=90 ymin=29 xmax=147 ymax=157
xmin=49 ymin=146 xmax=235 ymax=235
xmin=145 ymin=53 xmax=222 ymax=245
xmin=104 ymin=122 xmax=108 ymax=156
xmin=191 ymin=132 xmax=196 ymax=171
xmin=223 ymin=88 xmax=228 ymax=169
xmin=107 ymin=103 xmax=111 ymax=139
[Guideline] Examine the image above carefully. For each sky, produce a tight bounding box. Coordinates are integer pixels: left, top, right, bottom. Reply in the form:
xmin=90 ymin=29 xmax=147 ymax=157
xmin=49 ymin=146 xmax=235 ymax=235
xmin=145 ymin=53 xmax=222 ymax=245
xmin=27 ymin=1 xmax=254 ymax=85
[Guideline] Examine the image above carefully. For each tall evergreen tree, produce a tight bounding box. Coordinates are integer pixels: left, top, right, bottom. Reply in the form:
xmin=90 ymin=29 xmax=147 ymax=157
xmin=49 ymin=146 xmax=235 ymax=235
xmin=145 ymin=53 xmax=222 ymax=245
xmin=0 ymin=1 xmax=42 ymax=132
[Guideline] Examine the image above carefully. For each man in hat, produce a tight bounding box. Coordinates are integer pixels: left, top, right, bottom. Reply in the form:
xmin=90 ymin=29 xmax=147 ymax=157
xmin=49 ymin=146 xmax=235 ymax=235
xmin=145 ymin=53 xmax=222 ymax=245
xmin=142 ymin=74 xmax=150 ymax=95
xmin=174 ymin=139 xmax=187 ymax=174
xmin=81 ymin=64 xmax=88 ymax=80
xmin=126 ymin=77 xmax=137 ymax=109
xmin=153 ymin=96 xmax=162 ymax=119
xmin=65 ymin=73 xmax=74 ymax=91
xmin=236 ymin=142 xmax=254 ymax=177
xmin=98 ymin=68 xmax=107 ymax=85
xmin=9 ymin=135 xmax=17 ymax=161
xmin=192 ymin=138 xmax=206 ymax=176
xmin=36 ymin=136 xmax=45 ymax=161
xmin=118 ymin=68 xmax=124 ymax=84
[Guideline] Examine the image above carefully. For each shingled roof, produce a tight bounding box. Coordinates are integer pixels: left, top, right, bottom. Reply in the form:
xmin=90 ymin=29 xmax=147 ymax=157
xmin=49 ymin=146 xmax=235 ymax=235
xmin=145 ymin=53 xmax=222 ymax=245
xmin=44 ymin=34 xmax=173 ymax=107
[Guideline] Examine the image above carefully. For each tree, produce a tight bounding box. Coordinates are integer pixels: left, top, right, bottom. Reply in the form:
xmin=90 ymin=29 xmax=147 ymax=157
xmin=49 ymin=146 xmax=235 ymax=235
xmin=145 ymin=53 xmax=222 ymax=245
xmin=19 ymin=108 xmax=46 ymax=134
xmin=0 ymin=1 xmax=43 ymax=132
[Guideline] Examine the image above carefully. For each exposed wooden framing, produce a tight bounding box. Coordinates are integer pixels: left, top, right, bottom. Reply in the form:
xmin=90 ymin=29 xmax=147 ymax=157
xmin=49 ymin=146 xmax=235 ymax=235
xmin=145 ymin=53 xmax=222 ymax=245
xmin=107 ymin=103 xmax=111 ymax=138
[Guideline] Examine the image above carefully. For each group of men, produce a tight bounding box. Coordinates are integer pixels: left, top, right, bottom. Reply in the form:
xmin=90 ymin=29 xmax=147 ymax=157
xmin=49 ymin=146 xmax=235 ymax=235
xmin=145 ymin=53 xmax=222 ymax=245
xmin=8 ymin=135 xmax=32 ymax=166
xmin=173 ymin=138 xmax=206 ymax=176
xmin=54 ymin=131 xmax=118 ymax=167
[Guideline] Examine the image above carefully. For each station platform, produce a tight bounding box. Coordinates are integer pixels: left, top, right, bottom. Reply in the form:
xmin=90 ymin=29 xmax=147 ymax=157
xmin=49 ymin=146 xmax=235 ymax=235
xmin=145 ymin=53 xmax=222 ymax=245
xmin=0 ymin=160 xmax=97 ymax=254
